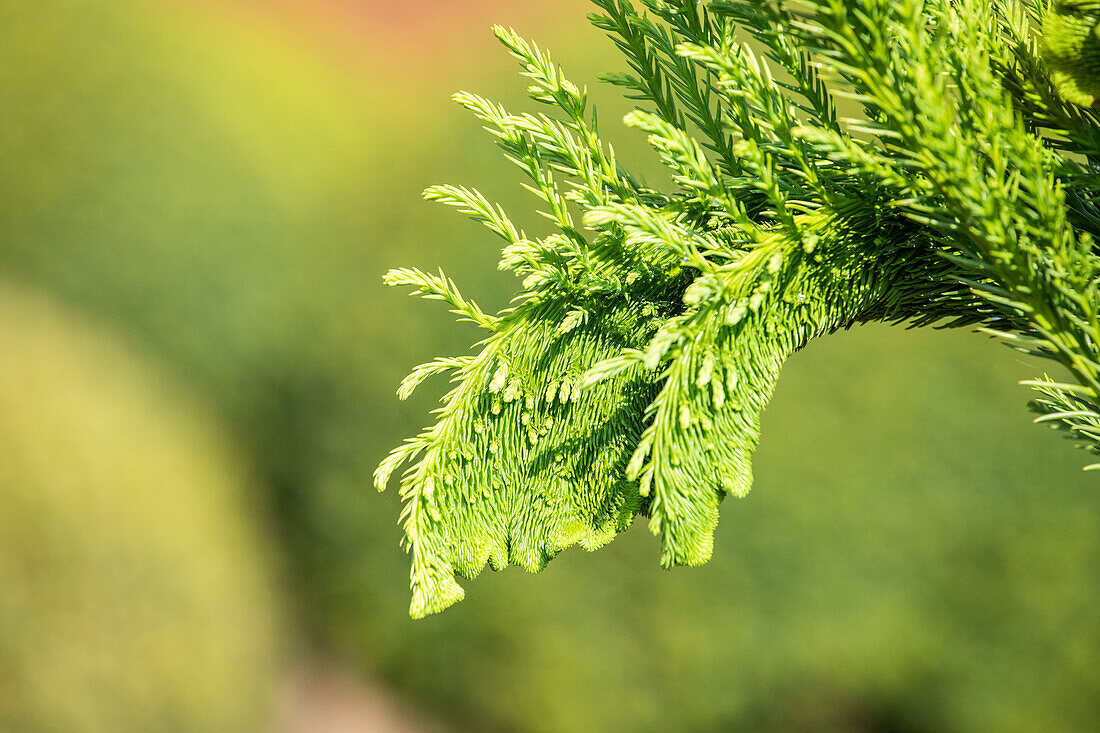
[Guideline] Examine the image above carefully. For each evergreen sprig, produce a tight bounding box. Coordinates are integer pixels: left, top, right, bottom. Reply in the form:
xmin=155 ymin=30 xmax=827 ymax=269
xmin=379 ymin=0 xmax=1100 ymax=617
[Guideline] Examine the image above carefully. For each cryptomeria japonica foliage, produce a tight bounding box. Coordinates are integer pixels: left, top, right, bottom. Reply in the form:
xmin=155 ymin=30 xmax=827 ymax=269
xmin=377 ymin=0 xmax=1100 ymax=618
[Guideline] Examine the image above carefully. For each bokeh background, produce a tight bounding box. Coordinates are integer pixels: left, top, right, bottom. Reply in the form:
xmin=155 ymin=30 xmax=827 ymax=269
xmin=1 ymin=1 xmax=1097 ymax=731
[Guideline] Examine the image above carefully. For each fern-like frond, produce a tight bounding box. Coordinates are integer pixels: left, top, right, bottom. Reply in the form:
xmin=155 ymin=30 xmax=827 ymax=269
xmin=380 ymin=0 xmax=1100 ymax=617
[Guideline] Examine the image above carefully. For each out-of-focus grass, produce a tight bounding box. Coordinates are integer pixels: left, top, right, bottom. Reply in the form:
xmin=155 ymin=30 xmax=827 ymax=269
xmin=0 ymin=282 xmax=280 ymax=733
xmin=0 ymin=0 xmax=1097 ymax=731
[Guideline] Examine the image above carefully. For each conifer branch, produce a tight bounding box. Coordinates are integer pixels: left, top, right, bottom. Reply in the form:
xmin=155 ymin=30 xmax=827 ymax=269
xmin=380 ymin=0 xmax=1100 ymax=617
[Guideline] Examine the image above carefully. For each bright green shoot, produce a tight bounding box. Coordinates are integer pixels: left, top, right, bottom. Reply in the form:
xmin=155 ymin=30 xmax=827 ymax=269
xmin=378 ymin=0 xmax=1100 ymax=618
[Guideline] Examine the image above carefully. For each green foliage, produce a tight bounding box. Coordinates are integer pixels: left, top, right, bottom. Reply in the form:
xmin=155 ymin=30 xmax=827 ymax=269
xmin=4 ymin=0 xmax=1097 ymax=727
xmin=382 ymin=0 xmax=1100 ymax=616
xmin=0 ymin=283 xmax=279 ymax=733
xmin=1043 ymin=0 xmax=1100 ymax=103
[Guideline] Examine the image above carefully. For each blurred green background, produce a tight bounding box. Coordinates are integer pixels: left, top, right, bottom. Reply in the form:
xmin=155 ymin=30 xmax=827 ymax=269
xmin=0 ymin=1 xmax=1096 ymax=731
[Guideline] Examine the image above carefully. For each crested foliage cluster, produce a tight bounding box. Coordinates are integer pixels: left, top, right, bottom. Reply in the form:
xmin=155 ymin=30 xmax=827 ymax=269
xmin=378 ymin=0 xmax=1100 ymax=618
